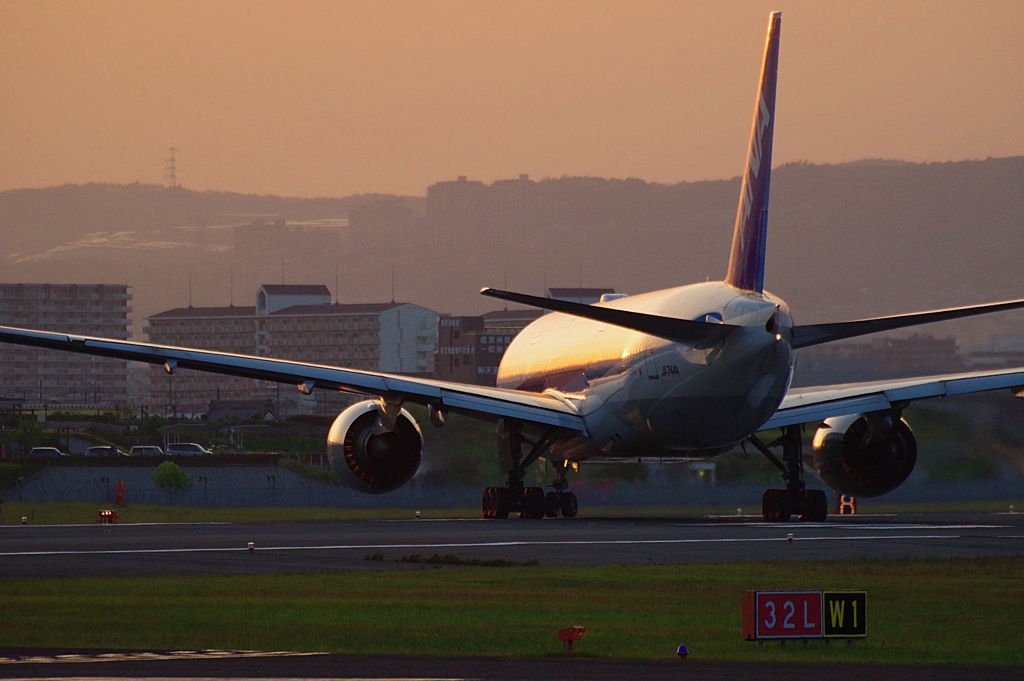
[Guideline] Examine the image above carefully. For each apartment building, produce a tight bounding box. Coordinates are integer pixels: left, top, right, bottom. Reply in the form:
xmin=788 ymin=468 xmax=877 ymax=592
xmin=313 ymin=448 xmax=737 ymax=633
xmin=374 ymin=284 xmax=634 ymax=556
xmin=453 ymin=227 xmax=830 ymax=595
xmin=0 ymin=283 xmax=132 ymax=407
xmin=145 ymin=285 xmax=438 ymax=414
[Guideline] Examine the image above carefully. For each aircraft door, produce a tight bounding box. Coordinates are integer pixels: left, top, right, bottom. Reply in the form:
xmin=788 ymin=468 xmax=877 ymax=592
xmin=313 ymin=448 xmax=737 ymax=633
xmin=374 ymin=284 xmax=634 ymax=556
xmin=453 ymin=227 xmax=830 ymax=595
xmin=644 ymin=345 xmax=659 ymax=380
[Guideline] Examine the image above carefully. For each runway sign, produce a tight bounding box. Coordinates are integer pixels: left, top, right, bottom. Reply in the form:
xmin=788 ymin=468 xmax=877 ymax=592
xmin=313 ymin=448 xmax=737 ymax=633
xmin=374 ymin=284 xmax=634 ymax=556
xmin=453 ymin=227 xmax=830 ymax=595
xmin=743 ymin=590 xmax=867 ymax=640
xmin=822 ymin=590 xmax=867 ymax=638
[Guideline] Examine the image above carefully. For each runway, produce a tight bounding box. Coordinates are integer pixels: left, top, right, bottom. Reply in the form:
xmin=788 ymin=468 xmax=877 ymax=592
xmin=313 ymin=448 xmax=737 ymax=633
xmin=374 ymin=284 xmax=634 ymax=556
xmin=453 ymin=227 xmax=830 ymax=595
xmin=2 ymin=511 xmax=1022 ymax=577
xmin=0 ymin=649 xmax=1021 ymax=681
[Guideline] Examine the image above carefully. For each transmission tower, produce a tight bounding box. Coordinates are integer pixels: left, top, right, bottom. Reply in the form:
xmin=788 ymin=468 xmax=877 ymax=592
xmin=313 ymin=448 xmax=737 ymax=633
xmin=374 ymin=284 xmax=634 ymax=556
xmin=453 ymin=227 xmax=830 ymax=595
xmin=165 ymin=147 xmax=178 ymax=189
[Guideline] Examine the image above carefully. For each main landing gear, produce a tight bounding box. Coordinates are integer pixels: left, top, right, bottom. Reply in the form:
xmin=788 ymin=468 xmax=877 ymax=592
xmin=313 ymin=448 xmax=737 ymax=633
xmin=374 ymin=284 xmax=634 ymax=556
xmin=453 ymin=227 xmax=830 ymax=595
xmin=747 ymin=424 xmax=828 ymax=522
xmin=482 ymin=419 xmax=577 ymax=519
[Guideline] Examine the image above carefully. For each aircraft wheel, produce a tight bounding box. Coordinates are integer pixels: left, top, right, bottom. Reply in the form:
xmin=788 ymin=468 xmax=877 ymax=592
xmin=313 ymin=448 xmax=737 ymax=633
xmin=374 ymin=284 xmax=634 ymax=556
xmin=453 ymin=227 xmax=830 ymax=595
xmin=520 ymin=486 xmax=545 ymax=519
xmin=762 ymin=489 xmax=792 ymax=522
xmin=482 ymin=487 xmax=496 ymax=519
xmin=559 ymin=491 xmax=578 ymax=518
xmin=494 ymin=487 xmax=511 ymax=519
xmin=544 ymin=491 xmax=560 ymax=518
xmin=481 ymin=487 xmax=491 ymax=519
xmin=800 ymin=489 xmax=828 ymax=522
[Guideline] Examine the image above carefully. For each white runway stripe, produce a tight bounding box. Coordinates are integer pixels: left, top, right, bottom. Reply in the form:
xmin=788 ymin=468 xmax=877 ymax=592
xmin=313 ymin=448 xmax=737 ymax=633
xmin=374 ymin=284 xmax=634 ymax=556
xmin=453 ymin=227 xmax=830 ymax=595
xmin=0 ymin=534 xmax=961 ymax=557
xmin=0 ymin=522 xmax=232 ymax=530
xmin=0 ymin=649 xmax=327 ymax=665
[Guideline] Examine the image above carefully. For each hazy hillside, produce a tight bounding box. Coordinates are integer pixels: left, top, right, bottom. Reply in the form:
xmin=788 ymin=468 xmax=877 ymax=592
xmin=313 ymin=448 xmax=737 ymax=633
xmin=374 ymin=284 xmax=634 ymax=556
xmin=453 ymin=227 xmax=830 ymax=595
xmin=2 ymin=157 xmax=1023 ymax=349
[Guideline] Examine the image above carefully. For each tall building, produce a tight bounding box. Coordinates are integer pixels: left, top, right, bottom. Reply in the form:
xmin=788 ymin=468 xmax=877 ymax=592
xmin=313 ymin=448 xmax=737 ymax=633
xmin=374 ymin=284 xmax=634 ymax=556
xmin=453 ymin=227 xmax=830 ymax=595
xmin=145 ymin=285 xmax=438 ymax=414
xmin=348 ymin=198 xmax=422 ymax=250
xmin=435 ymin=308 xmax=544 ymax=386
xmin=0 ymin=283 xmax=132 ymax=407
xmin=427 ymin=176 xmax=491 ymax=242
xmin=490 ymin=174 xmax=538 ymax=248
xmin=425 ymin=174 xmax=538 ymax=247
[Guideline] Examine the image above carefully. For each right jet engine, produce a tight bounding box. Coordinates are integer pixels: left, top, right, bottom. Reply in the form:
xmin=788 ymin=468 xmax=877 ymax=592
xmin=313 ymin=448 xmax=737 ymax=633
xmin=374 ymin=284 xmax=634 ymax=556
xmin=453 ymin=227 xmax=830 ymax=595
xmin=812 ymin=413 xmax=917 ymax=497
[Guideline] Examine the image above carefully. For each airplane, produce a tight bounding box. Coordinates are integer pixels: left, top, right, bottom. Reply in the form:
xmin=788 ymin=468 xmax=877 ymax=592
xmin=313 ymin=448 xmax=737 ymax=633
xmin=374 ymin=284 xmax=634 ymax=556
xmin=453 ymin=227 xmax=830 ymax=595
xmin=4 ymin=11 xmax=1024 ymax=522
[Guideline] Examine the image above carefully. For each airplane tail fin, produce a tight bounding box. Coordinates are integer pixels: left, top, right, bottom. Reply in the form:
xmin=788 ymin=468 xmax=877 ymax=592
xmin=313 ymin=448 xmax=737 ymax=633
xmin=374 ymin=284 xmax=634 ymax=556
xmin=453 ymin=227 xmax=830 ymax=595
xmin=725 ymin=11 xmax=781 ymax=294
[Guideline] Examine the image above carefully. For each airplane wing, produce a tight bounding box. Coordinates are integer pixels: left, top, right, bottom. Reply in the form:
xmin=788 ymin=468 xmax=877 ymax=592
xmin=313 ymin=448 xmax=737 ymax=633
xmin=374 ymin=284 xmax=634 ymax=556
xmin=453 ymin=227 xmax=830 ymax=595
xmin=0 ymin=325 xmax=586 ymax=432
xmin=761 ymin=368 xmax=1024 ymax=430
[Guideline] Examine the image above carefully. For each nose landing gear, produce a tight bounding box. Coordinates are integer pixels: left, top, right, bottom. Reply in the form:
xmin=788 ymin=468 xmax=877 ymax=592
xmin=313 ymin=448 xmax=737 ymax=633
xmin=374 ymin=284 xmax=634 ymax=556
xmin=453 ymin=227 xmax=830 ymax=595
xmin=748 ymin=424 xmax=828 ymax=522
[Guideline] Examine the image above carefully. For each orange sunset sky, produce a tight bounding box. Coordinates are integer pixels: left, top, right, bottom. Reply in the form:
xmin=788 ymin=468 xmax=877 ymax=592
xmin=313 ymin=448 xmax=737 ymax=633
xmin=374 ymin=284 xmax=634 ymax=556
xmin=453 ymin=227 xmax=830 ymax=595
xmin=1 ymin=0 xmax=1022 ymax=197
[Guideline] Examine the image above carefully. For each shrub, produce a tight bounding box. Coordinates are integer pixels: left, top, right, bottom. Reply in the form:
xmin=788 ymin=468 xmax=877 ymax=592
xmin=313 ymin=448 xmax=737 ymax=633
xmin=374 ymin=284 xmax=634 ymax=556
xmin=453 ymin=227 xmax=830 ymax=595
xmin=0 ymin=463 xmax=22 ymax=490
xmin=151 ymin=462 xmax=193 ymax=490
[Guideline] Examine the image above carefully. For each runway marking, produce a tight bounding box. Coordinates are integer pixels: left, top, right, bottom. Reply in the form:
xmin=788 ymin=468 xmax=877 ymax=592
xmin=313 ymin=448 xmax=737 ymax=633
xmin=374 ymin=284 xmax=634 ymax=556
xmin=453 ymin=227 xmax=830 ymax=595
xmin=0 ymin=522 xmax=232 ymax=529
xmin=679 ymin=522 xmax=999 ymax=528
xmin=0 ymin=649 xmax=327 ymax=665
xmin=0 ymin=534 xmax=962 ymax=557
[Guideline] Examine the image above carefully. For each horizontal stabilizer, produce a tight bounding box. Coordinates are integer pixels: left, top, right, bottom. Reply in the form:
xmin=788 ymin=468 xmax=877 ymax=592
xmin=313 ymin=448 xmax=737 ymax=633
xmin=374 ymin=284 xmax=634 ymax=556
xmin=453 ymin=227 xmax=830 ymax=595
xmin=480 ymin=288 xmax=739 ymax=346
xmin=790 ymin=298 xmax=1024 ymax=350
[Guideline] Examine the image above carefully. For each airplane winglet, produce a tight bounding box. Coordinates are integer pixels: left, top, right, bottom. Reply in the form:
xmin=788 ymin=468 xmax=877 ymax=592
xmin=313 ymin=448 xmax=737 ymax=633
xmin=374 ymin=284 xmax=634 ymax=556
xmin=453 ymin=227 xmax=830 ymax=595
xmin=725 ymin=11 xmax=781 ymax=294
xmin=480 ymin=288 xmax=738 ymax=347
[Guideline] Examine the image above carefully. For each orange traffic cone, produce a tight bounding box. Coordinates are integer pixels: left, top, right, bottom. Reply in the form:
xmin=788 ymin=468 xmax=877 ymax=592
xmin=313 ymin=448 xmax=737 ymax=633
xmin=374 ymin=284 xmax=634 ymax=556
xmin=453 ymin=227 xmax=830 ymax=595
xmin=115 ymin=479 xmax=126 ymax=507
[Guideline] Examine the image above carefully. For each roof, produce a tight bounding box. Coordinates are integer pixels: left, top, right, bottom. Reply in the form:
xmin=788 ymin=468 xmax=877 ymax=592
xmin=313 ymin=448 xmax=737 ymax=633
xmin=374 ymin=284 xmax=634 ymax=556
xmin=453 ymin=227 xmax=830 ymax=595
xmin=483 ymin=309 xmax=544 ymax=321
xmin=205 ymin=399 xmax=279 ymax=422
xmin=259 ymin=284 xmax=331 ymax=296
xmin=547 ymin=288 xmax=615 ymax=298
xmin=149 ymin=306 xmax=256 ymax=319
xmin=147 ymin=302 xmax=414 ymax=320
xmin=272 ymin=302 xmax=404 ymax=316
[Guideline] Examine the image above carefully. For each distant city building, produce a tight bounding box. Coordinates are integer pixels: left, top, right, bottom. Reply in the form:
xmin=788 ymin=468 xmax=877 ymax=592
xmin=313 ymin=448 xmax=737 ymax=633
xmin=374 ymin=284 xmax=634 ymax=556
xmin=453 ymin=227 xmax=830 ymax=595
xmin=347 ymin=198 xmax=422 ymax=250
xmin=969 ymin=335 xmax=1024 ymax=370
xmin=546 ymin=287 xmax=616 ymax=305
xmin=490 ymin=174 xmax=538 ymax=248
xmin=205 ymin=398 xmax=280 ymax=423
xmin=0 ymin=283 xmax=132 ymax=407
xmin=145 ymin=285 xmax=438 ymax=415
xmin=792 ymin=334 xmax=964 ymax=387
xmin=427 ymin=176 xmax=491 ymax=243
xmin=435 ymin=308 xmax=545 ymax=386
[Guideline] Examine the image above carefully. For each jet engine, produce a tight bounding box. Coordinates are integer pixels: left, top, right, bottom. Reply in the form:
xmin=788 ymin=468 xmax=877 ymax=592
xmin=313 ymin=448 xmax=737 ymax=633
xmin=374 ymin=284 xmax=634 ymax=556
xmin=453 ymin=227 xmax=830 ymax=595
xmin=327 ymin=400 xmax=422 ymax=493
xmin=812 ymin=413 xmax=917 ymax=497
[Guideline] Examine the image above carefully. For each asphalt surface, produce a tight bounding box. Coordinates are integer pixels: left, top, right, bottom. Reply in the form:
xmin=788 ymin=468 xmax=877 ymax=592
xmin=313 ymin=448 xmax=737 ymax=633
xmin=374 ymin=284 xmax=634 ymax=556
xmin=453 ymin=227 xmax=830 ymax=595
xmin=0 ymin=648 xmax=1021 ymax=681
xmin=2 ymin=511 xmax=1023 ymax=577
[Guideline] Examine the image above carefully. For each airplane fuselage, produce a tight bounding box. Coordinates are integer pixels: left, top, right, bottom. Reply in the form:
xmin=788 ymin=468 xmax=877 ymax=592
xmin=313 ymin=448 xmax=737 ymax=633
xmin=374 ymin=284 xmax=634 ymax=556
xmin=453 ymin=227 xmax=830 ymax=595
xmin=496 ymin=281 xmax=794 ymax=461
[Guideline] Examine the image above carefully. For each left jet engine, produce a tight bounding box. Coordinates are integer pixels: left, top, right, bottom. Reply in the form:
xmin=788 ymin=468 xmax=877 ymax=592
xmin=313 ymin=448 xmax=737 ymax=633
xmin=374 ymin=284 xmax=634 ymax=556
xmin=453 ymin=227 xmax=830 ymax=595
xmin=327 ymin=400 xmax=423 ymax=493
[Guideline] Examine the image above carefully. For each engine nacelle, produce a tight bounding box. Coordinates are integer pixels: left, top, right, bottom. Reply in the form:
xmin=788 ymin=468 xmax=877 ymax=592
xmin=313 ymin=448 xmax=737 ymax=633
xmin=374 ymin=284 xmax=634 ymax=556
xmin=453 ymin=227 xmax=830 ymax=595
xmin=327 ymin=400 xmax=423 ymax=494
xmin=812 ymin=413 xmax=917 ymax=498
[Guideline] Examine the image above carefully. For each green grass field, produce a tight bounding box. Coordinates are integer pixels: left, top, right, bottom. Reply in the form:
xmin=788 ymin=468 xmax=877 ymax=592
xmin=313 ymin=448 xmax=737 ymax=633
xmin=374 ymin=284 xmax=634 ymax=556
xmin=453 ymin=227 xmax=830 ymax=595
xmin=1 ymin=558 xmax=1021 ymax=665
xmin=1 ymin=499 xmax=1021 ymax=525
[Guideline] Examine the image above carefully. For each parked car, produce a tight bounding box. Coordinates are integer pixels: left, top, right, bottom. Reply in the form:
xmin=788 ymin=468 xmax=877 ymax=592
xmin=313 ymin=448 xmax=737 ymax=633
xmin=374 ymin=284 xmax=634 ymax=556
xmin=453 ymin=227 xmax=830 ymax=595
xmin=129 ymin=445 xmax=164 ymax=456
xmin=28 ymin=447 xmax=66 ymax=458
xmin=166 ymin=443 xmax=211 ymax=456
xmin=85 ymin=446 xmax=128 ymax=457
